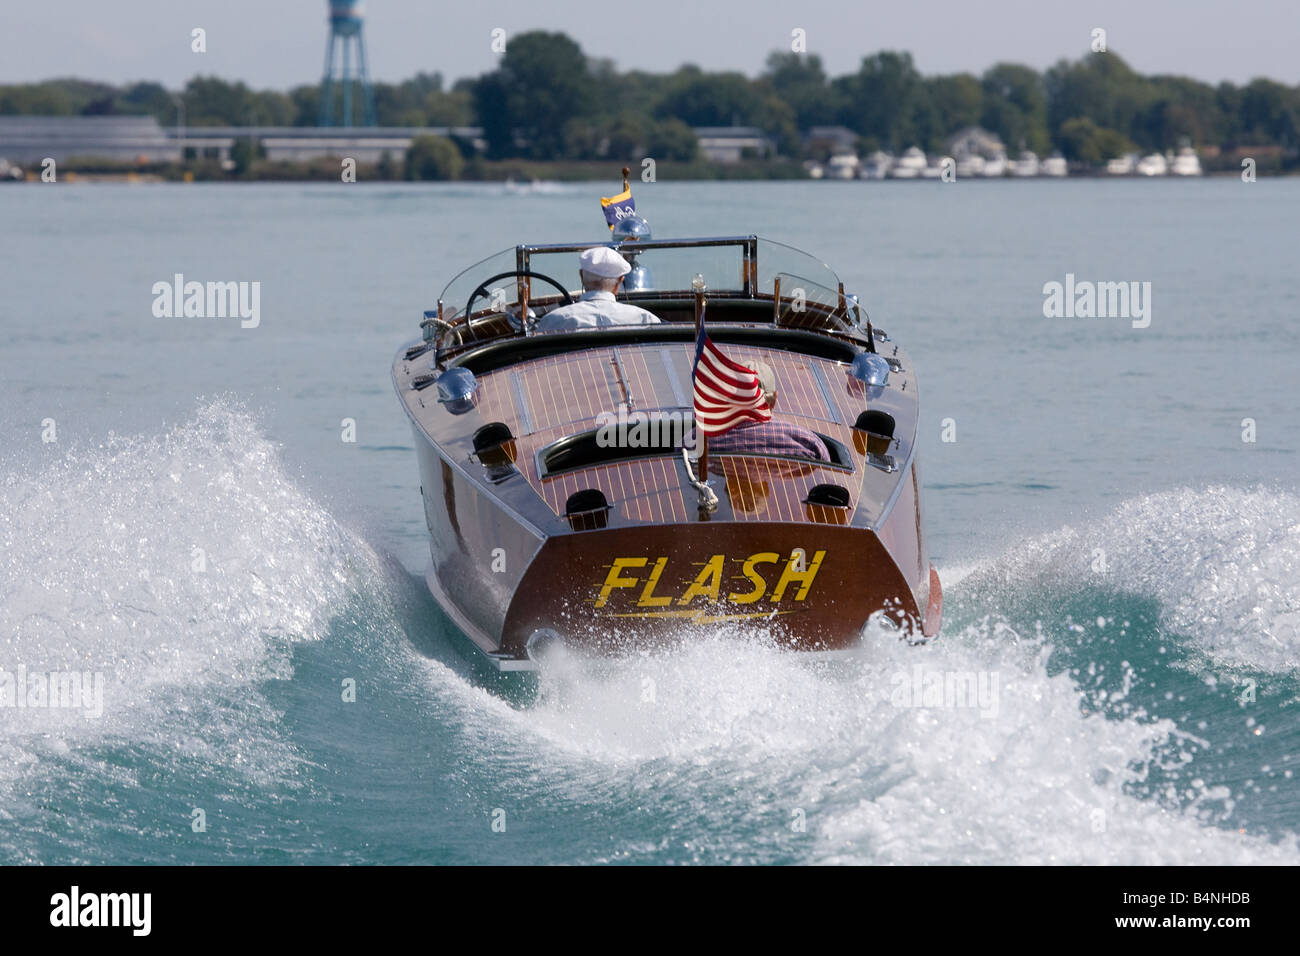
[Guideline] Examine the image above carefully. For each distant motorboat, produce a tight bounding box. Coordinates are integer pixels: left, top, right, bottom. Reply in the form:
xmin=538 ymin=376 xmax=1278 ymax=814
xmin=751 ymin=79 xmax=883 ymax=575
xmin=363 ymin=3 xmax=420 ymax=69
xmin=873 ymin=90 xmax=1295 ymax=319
xmin=1041 ymin=154 xmax=1068 ymax=177
xmin=827 ymin=152 xmax=860 ymax=180
xmin=980 ymin=154 xmax=1008 ymax=177
xmin=1106 ymin=154 xmax=1137 ymax=175
xmin=861 ymin=151 xmax=892 ymax=180
xmin=1170 ymin=147 xmax=1203 ymax=177
xmin=890 ymin=146 xmax=927 ymax=179
xmin=1136 ymin=153 xmax=1168 ymax=176
xmin=1011 ymin=150 xmax=1040 ymax=177
xmin=955 ymin=154 xmax=985 ymax=178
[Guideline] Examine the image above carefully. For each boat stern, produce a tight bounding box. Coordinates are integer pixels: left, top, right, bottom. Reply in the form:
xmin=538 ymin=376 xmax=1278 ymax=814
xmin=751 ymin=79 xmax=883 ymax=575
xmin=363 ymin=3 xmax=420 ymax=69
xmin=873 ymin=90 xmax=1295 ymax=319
xmin=499 ymin=521 xmax=927 ymax=660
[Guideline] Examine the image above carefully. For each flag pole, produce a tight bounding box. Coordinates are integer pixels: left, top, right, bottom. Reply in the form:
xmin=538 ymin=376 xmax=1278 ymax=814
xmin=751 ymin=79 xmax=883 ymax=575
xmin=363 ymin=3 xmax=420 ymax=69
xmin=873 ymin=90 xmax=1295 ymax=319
xmin=692 ymin=274 xmax=708 ymax=486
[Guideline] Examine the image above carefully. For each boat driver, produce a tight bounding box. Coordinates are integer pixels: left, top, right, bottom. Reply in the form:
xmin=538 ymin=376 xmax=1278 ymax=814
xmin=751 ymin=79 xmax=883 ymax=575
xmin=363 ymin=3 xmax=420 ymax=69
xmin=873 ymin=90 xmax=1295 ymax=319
xmin=708 ymin=361 xmax=830 ymax=462
xmin=536 ymin=246 xmax=661 ymax=331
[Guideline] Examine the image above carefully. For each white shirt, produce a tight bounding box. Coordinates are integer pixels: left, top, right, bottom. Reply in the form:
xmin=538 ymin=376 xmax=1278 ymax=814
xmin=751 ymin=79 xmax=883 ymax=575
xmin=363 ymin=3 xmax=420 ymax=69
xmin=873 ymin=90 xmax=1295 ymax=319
xmin=536 ymin=290 xmax=661 ymax=331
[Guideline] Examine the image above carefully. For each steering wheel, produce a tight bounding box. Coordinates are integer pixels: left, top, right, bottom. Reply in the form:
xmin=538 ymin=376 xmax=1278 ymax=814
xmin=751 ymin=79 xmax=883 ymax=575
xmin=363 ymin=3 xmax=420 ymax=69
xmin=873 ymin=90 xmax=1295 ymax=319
xmin=463 ymin=270 xmax=573 ymax=333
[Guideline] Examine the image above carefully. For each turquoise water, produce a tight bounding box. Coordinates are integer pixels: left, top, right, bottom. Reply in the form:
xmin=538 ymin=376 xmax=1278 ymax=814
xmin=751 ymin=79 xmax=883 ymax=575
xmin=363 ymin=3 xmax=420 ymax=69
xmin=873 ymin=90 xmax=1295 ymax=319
xmin=1 ymin=180 xmax=1297 ymax=863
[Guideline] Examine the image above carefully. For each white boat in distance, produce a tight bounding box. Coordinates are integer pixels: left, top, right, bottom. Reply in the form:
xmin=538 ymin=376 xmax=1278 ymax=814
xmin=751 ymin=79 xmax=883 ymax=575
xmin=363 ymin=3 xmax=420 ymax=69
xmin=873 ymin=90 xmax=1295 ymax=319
xmin=981 ymin=153 xmax=1008 ymax=177
xmin=1011 ymin=150 xmax=1040 ymax=177
xmin=827 ymin=152 xmax=860 ymax=180
xmin=1136 ymin=153 xmax=1169 ymax=176
xmin=890 ymin=146 xmax=927 ymax=178
xmin=1041 ymin=154 xmax=1068 ymax=177
xmin=1171 ymin=147 xmax=1203 ymax=176
xmin=955 ymin=154 xmax=985 ymax=178
xmin=1106 ymin=153 xmax=1137 ymax=175
xmin=861 ymin=151 xmax=892 ymax=180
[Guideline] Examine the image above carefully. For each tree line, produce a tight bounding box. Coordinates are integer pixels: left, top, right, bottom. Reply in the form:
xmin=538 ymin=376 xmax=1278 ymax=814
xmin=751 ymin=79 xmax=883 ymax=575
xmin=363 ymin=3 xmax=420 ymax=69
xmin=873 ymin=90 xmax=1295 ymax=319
xmin=3 ymin=31 xmax=1298 ymax=165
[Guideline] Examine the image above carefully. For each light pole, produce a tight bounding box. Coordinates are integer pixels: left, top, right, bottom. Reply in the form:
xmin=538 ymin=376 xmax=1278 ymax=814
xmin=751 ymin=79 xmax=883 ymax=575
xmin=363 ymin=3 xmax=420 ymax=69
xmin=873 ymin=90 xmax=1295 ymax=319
xmin=173 ymin=92 xmax=186 ymax=166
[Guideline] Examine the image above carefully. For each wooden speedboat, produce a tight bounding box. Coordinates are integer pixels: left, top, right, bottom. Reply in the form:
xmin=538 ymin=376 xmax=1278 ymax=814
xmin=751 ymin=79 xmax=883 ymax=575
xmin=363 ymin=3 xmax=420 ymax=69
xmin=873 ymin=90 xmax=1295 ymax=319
xmin=393 ymin=233 xmax=941 ymax=670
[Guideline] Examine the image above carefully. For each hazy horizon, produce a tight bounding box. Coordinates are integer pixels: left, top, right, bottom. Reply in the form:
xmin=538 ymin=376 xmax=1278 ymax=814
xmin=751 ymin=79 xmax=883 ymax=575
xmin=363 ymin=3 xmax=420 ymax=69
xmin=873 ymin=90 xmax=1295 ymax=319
xmin=2 ymin=0 xmax=1297 ymax=92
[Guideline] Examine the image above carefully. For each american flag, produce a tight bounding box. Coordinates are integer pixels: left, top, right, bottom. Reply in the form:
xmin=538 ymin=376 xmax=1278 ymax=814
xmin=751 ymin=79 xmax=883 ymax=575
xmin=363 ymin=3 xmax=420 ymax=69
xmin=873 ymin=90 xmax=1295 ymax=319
xmin=691 ymin=328 xmax=772 ymax=436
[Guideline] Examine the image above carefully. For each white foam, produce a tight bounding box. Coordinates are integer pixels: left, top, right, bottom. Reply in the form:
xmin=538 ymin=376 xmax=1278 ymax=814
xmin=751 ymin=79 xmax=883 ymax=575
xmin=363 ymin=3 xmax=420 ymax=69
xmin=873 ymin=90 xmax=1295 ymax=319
xmin=420 ymin=486 xmax=1300 ymax=862
xmin=0 ymin=401 xmax=386 ymax=791
xmin=448 ymin=617 xmax=1298 ymax=864
xmin=963 ymin=486 xmax=1300 ymax=673
xmin=935 ymin=561 xmax=979 ymax=588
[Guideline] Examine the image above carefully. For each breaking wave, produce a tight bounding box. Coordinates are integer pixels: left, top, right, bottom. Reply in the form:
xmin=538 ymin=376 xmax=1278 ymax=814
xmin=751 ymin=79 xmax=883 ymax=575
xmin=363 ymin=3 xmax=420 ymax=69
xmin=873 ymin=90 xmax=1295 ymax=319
xmin=0 ymin=401 xmax=395 ymax=832
xmin=960 ymin=486 xmax=1300 ymax=674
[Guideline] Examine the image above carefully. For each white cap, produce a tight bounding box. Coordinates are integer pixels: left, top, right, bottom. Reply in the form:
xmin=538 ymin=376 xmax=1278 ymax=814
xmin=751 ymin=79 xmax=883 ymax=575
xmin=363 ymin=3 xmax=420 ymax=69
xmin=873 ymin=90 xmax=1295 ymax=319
xmin=579 ymin=245 xmax=631 ymax=279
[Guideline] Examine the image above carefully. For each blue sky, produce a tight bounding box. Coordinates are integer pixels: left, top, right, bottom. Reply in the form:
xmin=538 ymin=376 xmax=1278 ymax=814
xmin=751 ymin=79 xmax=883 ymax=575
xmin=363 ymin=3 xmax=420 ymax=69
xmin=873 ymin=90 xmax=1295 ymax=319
xmin=3 ymin=0 xmax=1296 ymax=89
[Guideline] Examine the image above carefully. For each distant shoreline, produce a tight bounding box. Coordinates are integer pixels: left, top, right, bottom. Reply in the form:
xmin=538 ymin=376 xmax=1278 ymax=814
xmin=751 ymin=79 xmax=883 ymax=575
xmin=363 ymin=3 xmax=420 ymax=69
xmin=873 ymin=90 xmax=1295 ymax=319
xmin=6 ymin=168 xmax=1287 ymax=184
xmin=4 ymin=153 xmax=1290 ymax=184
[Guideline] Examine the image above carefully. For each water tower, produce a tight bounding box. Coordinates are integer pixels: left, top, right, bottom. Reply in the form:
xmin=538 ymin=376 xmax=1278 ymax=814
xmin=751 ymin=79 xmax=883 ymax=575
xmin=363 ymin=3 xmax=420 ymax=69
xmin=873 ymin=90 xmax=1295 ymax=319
xmin=318 ymin=1 xmax=377 ymax=127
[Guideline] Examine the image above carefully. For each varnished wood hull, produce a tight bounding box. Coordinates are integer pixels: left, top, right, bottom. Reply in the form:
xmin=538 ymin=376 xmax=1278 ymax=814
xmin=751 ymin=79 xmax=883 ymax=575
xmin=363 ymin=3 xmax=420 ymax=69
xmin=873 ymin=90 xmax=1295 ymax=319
xmin=396 ymin=325 xmax=941 ymax=669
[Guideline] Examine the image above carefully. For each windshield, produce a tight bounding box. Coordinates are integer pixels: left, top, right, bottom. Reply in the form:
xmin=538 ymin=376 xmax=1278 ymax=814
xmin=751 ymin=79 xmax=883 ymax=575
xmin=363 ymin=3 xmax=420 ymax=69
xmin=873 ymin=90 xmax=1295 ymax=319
xmin=756 ymin=238 xmax=841 ymax=298
xmin=433 ymin=236 xmax=862 ymax=333
xmin=438 ymin=246 xmax=520 ymax=325
xmin=525 ymin=241 xmax=751 ymax=297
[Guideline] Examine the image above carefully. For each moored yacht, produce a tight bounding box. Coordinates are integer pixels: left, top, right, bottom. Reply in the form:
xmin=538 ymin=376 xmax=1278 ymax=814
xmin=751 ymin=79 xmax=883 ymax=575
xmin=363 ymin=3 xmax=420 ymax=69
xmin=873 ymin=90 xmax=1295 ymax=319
xmin=1041 ymin=153 xmax=1068 ymax=177
xmin=1011 ymin=150 xmax=1040 ymax=177
xmin=1106 ymin=153 xmax=1137 ymax=175
xmin=1170 ymin=147 xmax=1203 ymax=176
xmin=861 ymin=151 xmax=893 ymax=180
xmin=981 ymin=153 xmax=1008 ymax=177
xmin=955 ymin=154 xmax=986 ymax=178
xmin=1136 ymin=153 xmax=1169 ymax=176
xmin=890 ymin=146 xmax=927 ymax=178
xmin=827 ymin=152 xmax=861 ymax=180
